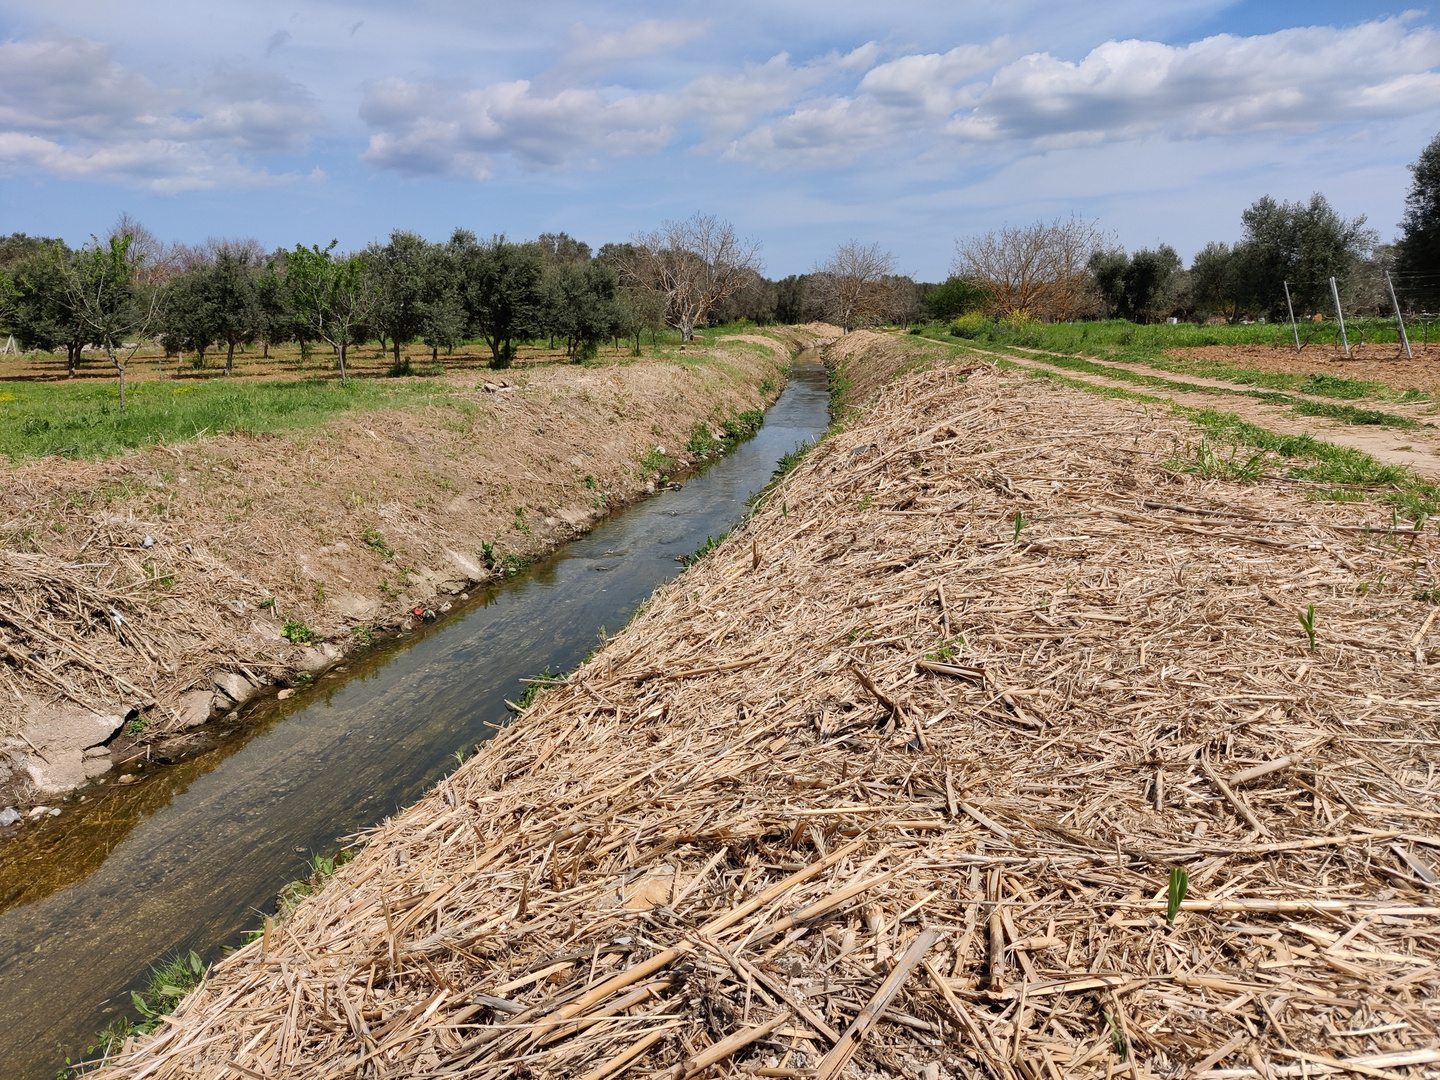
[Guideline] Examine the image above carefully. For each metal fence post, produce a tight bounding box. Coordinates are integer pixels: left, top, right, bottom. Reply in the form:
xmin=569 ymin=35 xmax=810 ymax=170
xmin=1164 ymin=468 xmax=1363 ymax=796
xmin=1330 ymin=276 xmax=1349 ymax=357
xmin=1385 ymin=271 xmax=1413 ymax=359
xmin=1283 ymin=281 xmax=1301 ymax=352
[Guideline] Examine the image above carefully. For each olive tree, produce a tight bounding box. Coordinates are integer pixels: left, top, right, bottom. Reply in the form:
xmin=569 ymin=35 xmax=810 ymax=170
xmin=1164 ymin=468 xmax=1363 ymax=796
xmin=285 ymin=242 xmax=377 ymax=383
xmin=7 ymin=242 xmax=89 ymax=375
xmin=367 ymin=230 xmax=435 ymax=364
xmin=70 ymin=234 xmax=159 ymax=409
xmin=1396 ymin=130 xmax=1440 ymax=310
xmin=452 ymin=231 xmax=544 ymax=369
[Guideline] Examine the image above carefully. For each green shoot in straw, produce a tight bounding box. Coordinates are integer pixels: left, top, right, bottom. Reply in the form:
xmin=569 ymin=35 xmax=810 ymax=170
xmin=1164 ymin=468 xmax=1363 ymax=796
xmin=1166 ymin=866 xmax=1189 ymax=926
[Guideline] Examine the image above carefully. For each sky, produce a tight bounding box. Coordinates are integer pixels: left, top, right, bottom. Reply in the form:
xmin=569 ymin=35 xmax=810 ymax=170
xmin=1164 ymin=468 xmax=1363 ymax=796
xmin=1 ymin=1 xmax=1438 ymax=280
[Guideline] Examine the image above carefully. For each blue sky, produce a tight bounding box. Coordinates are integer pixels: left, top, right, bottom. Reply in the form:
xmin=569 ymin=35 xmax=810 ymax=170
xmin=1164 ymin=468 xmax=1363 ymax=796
xmin=1 ymin=1 xmax=1437 ymax=279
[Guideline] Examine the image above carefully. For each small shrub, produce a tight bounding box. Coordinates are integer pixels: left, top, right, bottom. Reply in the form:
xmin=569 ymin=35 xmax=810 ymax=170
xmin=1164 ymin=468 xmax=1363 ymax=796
xmin=949 ymin=312 xmax=990 ymax=339
xmin=281 ymin=620 xmax=314 ymax=644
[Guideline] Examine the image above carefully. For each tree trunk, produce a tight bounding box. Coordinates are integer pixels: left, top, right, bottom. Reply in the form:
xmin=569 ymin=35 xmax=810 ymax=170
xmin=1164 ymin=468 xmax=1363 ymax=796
xmin=263 ymin=339 xmax=270 ymax=359
xmin=339 ymin=341 xmax=349 ymax=384
xmin=68 ymin=343 xmax=79 ymax=378
xmin=226 ymin=338 xmax=236 ymax=376
xmin=197 ymin=345 xmax=207 ymax=368
xmin=116 ymin=362 xmax=126 ymax=411
xmin=393 ymin=339 xmax=401 ymax=364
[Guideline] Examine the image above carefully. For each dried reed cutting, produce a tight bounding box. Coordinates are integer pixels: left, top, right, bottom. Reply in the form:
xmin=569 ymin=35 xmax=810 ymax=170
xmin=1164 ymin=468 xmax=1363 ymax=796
xmin=94 ymin=362 xmax=1440 ymax=1080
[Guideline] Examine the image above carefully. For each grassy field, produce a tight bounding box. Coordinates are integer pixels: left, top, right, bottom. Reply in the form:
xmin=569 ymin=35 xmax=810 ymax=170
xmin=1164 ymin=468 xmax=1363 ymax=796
xmin=0 ymin=326 xmax=765 ymax=462
xmin=0 ymin=376 xmax=458 ymax=461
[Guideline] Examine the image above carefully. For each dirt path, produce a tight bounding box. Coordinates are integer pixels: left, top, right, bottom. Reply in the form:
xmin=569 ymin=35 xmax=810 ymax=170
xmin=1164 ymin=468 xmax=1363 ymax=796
xmin=1007 ymin=344 xmax=1440 ymax=419
xmin=970 ymin=344 xmax=1440 ymax=480
xmin=0 ymin=328 xmax=834 ymax=807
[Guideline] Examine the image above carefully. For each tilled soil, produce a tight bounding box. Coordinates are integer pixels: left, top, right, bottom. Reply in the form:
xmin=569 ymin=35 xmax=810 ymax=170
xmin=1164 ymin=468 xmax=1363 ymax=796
xmin=1165 ymin=343 xmax=1440 ymax=399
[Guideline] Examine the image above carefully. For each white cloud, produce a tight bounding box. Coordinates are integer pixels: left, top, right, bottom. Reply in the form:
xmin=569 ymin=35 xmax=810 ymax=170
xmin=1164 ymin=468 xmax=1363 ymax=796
xmin=950 ymin=18 xmax=1440 ymax=146
xmin=0 ymin=31 xmax=323 ymax=192
xmin=360 ymin=41 xmax=883 ymax=177
xmin=563 ymin=20 xmax=706 ymax=75
xmin=359 ymin=77 xmax=682 ymax=178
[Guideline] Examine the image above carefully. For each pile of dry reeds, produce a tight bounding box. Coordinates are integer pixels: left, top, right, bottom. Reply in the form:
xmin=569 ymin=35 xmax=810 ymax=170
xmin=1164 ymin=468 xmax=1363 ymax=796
xmin=0 ymin=520 xmax=276 ymax=727
xmin=94 ymin=362 xmax=1440 ymax=1080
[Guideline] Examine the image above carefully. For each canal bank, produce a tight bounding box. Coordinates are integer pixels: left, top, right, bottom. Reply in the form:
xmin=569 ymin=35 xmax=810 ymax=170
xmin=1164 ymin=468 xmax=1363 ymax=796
xmin=92 ymin=343 xmax=1440 ymax=1080
xmin=0 ymin=328 xmax=836 ymax=812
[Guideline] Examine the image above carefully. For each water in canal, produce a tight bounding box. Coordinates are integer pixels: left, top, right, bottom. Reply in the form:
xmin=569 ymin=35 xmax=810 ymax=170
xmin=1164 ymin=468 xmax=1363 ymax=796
xmin=0 ymin=359 xmax=831 ymax=1079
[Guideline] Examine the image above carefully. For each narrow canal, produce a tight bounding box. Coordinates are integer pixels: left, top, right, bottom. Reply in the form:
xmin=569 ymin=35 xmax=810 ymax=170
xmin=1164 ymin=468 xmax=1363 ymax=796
xmin=0 ymin=359 xmax=832 ymax=1079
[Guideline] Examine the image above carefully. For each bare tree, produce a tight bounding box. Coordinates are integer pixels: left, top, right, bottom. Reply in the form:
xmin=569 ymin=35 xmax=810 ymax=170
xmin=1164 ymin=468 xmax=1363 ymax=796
xmin=111 ymin=212 xmax=182 ymax=286
xmin=953 ymin=215 xmax=1104 ymax=322
xmin=810 ymin=241 xmax=897 ymax=332
xmin=623 ymin=214 xmax=762 ymax=341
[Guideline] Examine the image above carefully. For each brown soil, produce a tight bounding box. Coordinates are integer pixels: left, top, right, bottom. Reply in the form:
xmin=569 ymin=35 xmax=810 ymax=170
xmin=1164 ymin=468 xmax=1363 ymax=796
xmin=1168 ymin=342 xmax=1440 ymax=399
xmin=0 ymin=328 xmax=831 ymax=804
xmin=98 ymin=340 xmax=1440 ymax=1080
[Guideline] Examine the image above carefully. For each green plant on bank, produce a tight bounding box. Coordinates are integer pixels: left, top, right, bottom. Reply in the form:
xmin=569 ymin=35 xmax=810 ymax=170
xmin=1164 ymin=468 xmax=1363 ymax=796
xmin=858 ymin=493 xmax=872 ymax=511
xmin=1106 ymin=1011 xmax=1129 ymax=1062
xmin=1168 ymin=438 xmax=1270 ymax=482
xmin=361 ymin=526 xmax=394 ymax=558
xmin=67 ymin=950 xmax=207 ymax=1074
xmin=1166 ymin=866 xmax=1190 ymax=926
xmin=584 ymin=474 xmax=597 ymax=489
xmin=126 ymin=715 xmax=148 ymax=735
xmin=1299 ymin=604 xmax=1318 ymax=651
xmin=509 ymin=666 xmax=568 ymax=712
xmin=926 ymin=637 xmax=967 ymax=660
xmin=276 ymin=849 xmax=357 ymax=920
xmin=512 ymin=506 xmax=530 ymax=534
xmin=350 ymin=624 xmax=373 ymax=645
xmin=1012 ymin=510 xmax=1027 ymax=544
xmin=682 ymin=530 xmax=730 ymax=566
xmin=640 ymin=446 xmax=673 ymax=473
xmin=481 ymin=541 xmax=528 ymax=577
xmin=281 ymin=619 xmax=314 ymax=644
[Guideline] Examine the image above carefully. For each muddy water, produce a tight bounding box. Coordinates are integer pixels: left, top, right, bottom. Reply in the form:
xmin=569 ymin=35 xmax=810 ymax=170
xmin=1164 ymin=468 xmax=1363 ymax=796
xmin=0 ymin=360 xmax=831 ymax=1079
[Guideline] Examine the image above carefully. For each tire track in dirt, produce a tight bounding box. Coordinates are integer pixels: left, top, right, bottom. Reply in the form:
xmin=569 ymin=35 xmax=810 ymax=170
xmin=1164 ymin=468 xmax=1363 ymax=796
xmin=964 ymin=344 xmax=1440 ymax=481
xmin=1005 ymin=344 xmax=1440 ymax=420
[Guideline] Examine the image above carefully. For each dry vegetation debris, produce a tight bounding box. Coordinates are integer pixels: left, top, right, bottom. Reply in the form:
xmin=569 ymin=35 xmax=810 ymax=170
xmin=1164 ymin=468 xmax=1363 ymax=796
xmin=94 ymin=359 xmax=1440 ymax=1080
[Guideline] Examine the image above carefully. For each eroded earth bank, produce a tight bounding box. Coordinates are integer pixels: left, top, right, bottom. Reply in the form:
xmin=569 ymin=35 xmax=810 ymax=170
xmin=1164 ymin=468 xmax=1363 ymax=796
xmin=0 ymin=329 xmax=827 ymax=810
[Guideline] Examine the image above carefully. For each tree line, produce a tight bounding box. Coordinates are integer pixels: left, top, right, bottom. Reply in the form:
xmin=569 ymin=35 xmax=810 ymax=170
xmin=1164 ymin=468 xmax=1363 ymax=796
xmin=0 ymin=213 xmax=767 ymax=404
xmin=934 ymin=131 xmax=1440 ymax=328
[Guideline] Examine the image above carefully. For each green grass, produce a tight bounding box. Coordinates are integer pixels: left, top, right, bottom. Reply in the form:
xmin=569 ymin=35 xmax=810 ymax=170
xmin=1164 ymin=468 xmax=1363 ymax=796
xmin=0 ymin=376 xmax=452 ymax=462
xmin=937 ymin=316 xmax=1412 ymax=353
xmin=65 ymin=950 xmax=207 ymax=1074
